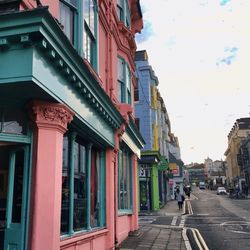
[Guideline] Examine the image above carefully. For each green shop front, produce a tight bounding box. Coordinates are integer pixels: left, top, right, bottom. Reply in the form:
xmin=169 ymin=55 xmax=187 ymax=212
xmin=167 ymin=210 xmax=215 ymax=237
xmin=138 ymin=151 xmax=169 ymax=211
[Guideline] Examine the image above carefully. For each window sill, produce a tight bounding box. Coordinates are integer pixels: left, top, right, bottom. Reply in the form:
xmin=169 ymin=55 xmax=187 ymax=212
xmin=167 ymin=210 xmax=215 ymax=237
xmin=60 ymin=227 xmax=108 ymax=247
xmin=118 ymin=210 xmax=133 ymax=216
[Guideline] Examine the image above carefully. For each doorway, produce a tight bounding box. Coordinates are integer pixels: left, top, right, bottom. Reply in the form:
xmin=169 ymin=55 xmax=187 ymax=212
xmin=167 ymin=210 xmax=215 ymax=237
xmin=0 ymin=143 xmax=29 ymax=250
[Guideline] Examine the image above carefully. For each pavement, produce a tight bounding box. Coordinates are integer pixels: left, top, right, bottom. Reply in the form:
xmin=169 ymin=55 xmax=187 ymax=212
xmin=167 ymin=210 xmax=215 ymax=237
xmin=118 ymin=200 xmax=190 ymax=250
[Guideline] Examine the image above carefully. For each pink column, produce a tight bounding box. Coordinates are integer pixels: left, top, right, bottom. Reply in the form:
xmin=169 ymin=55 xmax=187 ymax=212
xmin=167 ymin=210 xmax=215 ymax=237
xmin=28 ymin=100 xmax=74 ymax=250
xmin=105 ymin=148 xmax=116 ymax=249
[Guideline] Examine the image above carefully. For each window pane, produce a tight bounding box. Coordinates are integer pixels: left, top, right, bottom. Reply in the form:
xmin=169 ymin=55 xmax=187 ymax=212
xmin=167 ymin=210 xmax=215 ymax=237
xmin=1 ymin=108 xmax=27 ymax=135
xmin=84 ymin=33 xmax=93 ymax=63
xmin=123 ymin=152 xmax=128 ymax=209
xmin=117 ymin=58 xmax=124 ymax=81
xmin=59 ymin=1 xmax=74 ymax=43
xmin=89 ymin=0 xmax=95 ymax=34
xmin=119 ymin=151 xmax=123 ymax=209
xmin=12 ymin=150 xmax=24 ymax=223
xmin=91 ymin=149 xmax=99 ymax=228
xmin=126 ymin=154 xmax=131 ymax=209
xmin=125 ymin=0 xmax=130 ymax=27
xmin=61 ymin=137 xmax=70 ymax=234
xmin=84 ymin=0 xmax=95 ymax=35
xmin=73 ymin=142 xmax=87 ymax=231
xmin=118 ymin=147 xmax=132 ymax=211
xmin=117 ymin=0 xmax=123 ymax=21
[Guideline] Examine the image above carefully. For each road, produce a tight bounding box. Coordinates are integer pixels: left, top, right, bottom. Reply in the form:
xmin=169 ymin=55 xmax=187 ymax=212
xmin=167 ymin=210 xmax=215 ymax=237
xmin=186 ymin=187 xmax=250 ymax=250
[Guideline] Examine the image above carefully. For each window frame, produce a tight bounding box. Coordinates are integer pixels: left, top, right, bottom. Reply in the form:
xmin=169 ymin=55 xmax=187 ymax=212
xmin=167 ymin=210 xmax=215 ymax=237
xmin=116 ymin=0 xmax=131 ymax=28
xmin=117 ymin=56 xmax=132 ymax=104
xmin=59 ymin=0 xmax=79 ymax=48
xmin=83 ymin=0 xmax=98 ymax=71
xmin=118 ymin=145 xmax=133 ymax=215
xmin=60 ymin=133 xmax=106 ymax=238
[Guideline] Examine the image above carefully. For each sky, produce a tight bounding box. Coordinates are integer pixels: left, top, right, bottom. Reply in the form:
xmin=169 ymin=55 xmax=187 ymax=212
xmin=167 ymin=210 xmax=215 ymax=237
xmin=135 ymin=0 xmax=250 ymax=164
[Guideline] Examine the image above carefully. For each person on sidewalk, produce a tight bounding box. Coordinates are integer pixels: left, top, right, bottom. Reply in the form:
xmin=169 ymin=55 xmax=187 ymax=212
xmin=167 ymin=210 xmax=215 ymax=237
xmin=176 ymin=189 xmax=183 ymax=210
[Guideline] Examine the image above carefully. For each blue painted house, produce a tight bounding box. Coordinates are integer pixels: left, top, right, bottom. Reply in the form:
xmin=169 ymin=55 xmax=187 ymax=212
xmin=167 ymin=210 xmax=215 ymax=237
xmin=134 ymin=50 xmax=170 ymax=211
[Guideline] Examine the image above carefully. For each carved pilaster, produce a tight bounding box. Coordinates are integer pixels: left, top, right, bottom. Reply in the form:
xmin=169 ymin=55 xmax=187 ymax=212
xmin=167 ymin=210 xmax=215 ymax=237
xmin=28 ymin=100 xmax=74 ymax=133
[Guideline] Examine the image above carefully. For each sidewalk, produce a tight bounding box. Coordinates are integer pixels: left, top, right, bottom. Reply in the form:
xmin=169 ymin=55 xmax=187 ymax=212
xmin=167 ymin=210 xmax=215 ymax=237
xmin=118 ymin=200 xmax=188 ymax=250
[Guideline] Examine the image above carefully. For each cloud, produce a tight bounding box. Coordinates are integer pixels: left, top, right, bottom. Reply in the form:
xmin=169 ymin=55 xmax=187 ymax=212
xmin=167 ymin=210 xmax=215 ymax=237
xmin=135 ymin=20 xmax=154 ymax=44
xmin=165 ymin=36 xmax=176 ymax=48
xmin=200 ymin=0 xmax=208 ymax=7
xmin=216 ymin=47 xmax=239 ymax=66
xmin=220 ymin=0 xmax=231 ymax=6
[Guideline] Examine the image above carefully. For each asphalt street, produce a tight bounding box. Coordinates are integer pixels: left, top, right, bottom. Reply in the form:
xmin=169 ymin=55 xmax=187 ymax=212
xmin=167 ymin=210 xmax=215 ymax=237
xmin=186 ymin=187 xmax=250 ymax=250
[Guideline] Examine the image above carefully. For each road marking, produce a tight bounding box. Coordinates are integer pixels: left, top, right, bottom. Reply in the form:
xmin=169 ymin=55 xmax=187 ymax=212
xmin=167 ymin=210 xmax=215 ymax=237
xmin=179 ymin=215 xmax=185 ymax=227
xmin=187 ymin=200 xmax=193 ymax=215
xmin=220 ymin=221 xmax=250 ymax=235
xmin=191 ymin=194 xmax=199 ymax=200
xmin=189 ymin=227 xmax=209 ymax=250
xmin=182 ymin=228 xmax=192 ymax=250
xmin=171 ymin=215 xmax=178 ymax=226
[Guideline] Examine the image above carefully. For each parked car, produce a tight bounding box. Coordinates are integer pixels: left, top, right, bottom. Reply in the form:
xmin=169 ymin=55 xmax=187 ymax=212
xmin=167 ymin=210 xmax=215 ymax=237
xmin=199 ymin=182 xmax=206 ymax=189
xmin=217 ymin=187 xmax=227 ymax=195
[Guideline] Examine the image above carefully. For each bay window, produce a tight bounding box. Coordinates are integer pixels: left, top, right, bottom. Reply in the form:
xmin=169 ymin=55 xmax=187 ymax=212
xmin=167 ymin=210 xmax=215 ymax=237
xmin=59 ymin=0 xmax=98 ymax=70
xmin=61 ymin=133 xmax=106 ymax=236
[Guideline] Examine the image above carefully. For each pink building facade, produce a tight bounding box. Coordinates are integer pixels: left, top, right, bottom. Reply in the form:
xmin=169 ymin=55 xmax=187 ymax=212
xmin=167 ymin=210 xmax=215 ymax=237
xmin=0 ymin=1 xmax=144 ymax=250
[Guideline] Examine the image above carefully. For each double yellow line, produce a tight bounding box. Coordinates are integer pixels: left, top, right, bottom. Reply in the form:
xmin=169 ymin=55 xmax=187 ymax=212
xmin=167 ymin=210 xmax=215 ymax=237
xmin=186 ymin=199 xmax=193 ymax=215
xmin=185 ymin=199 xmax=209 ymax=250
xmin=190 ymin=227 xmax=209 ymax=250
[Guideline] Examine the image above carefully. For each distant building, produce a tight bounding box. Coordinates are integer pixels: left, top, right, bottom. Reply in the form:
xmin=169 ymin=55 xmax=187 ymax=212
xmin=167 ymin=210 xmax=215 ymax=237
xmin=225 ymin=118 xmax=250 ymax=186
xmin=238 ymin=135 xmax=250 ymax=190
xmin=204 ymin=158 xmax=227 ymax=188
xmin=187 ymin=163 xmax=205 ymax=184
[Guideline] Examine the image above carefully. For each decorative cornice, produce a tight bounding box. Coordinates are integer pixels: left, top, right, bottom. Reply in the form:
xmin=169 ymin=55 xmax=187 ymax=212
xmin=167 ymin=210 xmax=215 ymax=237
xmin=28 ymin=100 xmax=74 ymax=133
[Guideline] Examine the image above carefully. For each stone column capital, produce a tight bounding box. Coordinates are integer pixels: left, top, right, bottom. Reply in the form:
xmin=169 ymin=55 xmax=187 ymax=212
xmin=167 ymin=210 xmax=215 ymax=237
xmin=28 ymin=100 xmax=74 ymax=133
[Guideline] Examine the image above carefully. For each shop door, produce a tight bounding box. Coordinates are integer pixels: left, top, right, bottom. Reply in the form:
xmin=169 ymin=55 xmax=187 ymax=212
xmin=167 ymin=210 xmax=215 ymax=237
xmin=3 ymin=146 xmax=29 ymax=250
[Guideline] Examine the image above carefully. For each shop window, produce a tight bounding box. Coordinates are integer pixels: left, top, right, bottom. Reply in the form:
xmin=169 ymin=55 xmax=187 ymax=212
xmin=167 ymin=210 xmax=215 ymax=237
xmin=61 ymin=134 xmax=105 ymax=236
xmin=118 ymin=145 xmax=132 ymax=213
xmin=117 ymin=57 xmax=132 ymax=104
xmin=116 ymin=0 xmax=131 ymax=28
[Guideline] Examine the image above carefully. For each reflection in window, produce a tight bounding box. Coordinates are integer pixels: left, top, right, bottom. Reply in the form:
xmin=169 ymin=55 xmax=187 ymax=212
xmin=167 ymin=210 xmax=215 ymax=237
xmin=83 ymin=0 xmax=97 ymax=66
xmin=118 ymin=146 xmax=132 ymax=211
xmin=116 ymin=0 xmax=131 ymax=28
xmin=73 ymin=141 xmax=87 ymax=231
xmin=0 ymin=108 xmax=27 ymax=135
xmin=91 ymin=149 xmax=99 ymax=228
xmin=12 ymin=150 xmax=24 ymax=223
xmin=61 ymin=135 xmax=105 ymax=236
xmin=59 ymin=0 xmax=77 ymax=44
xmin=117 ymin=57 xmax=132 ymax=104
xmin=61 ymin=137 xmax=70 ymax=234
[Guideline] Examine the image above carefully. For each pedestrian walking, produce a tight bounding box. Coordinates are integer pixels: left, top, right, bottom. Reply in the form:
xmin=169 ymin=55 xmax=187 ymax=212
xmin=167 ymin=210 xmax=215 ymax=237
xmin=176 ymin=189 xmax=183 ymax=210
